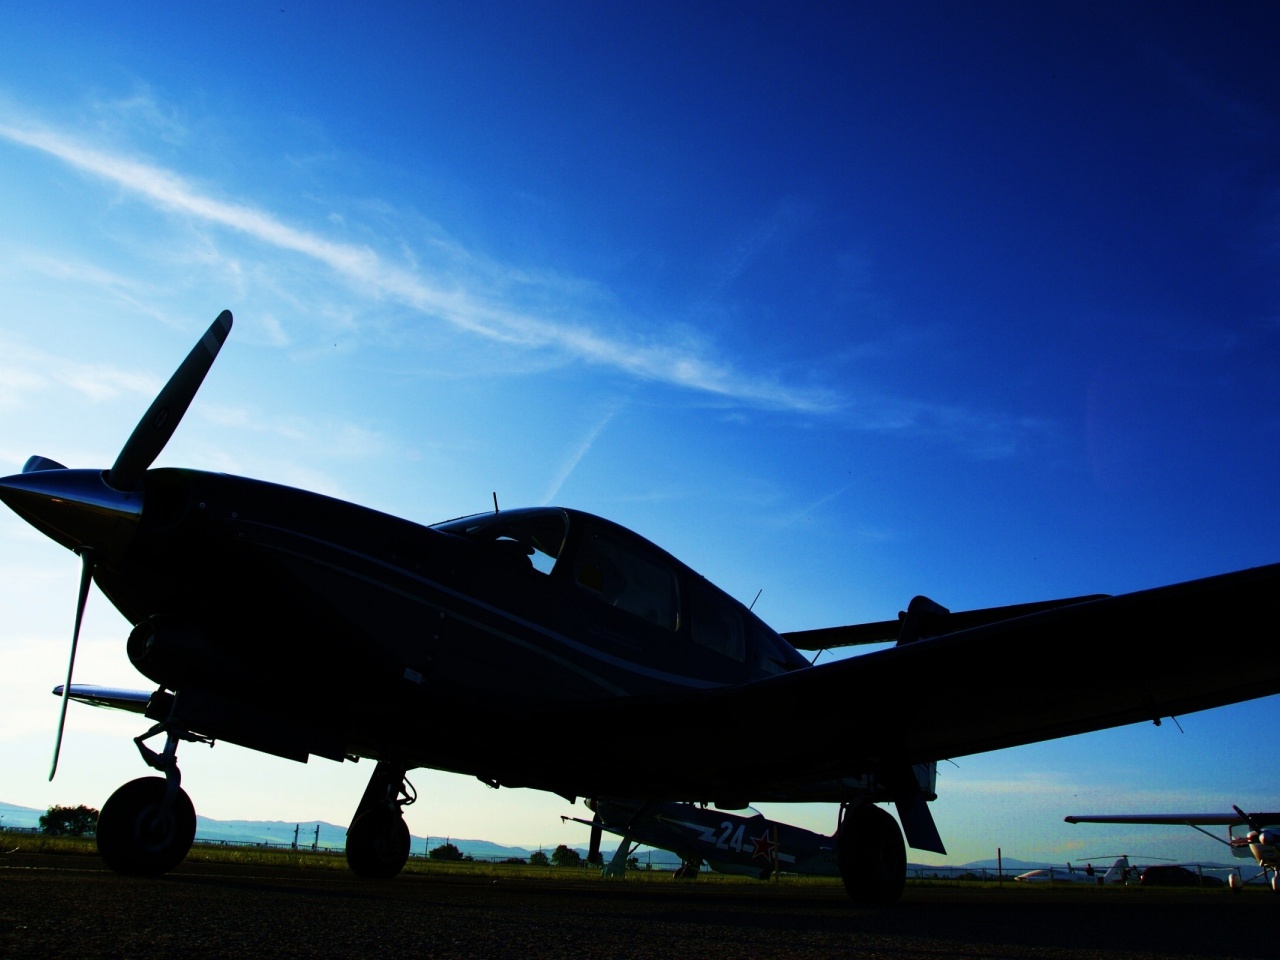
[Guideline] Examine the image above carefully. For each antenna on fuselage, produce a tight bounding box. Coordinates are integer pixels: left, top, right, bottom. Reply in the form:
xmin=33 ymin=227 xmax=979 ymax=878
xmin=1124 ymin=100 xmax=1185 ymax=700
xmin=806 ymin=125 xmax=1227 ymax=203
xmin=492 ymin=491 xmax=499 ymax=514
xmin=748 ymin=589 xmax=762 ymax=611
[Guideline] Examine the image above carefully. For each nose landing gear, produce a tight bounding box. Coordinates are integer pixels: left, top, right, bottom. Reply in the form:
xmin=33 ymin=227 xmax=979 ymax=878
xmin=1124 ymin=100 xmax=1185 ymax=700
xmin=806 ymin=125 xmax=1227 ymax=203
xmin=97 ymin=722 xmax=202 ymax=875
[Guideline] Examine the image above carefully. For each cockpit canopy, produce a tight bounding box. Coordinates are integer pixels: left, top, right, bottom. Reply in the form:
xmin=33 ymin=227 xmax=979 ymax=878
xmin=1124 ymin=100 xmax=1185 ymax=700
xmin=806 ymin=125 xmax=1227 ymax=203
xmin=433 ymin=507 xmax=566 ymax=576
xmin=433 ymin=507 xmax=807 ymax=683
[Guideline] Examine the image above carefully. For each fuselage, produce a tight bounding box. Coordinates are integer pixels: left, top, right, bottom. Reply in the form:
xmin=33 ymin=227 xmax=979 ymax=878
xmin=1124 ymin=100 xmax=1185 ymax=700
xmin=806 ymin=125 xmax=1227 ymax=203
xmin=1014 ymin=858 xmax=1129 ymax=884
xmin=114 ymin=467 xmax=808 ymax=695
xmin=2 ymin=464 xmax=814 ymax=792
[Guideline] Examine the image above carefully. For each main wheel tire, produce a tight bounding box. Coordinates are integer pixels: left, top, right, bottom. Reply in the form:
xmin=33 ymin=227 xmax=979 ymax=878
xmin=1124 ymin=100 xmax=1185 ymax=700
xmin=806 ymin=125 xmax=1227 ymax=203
xmin=346 ymin=808 xmax=410 ymax=879
xmin=97 ymin=776 xmax=196 ymax=876
xmin=837 ymin=804 xmax=907 ymax=904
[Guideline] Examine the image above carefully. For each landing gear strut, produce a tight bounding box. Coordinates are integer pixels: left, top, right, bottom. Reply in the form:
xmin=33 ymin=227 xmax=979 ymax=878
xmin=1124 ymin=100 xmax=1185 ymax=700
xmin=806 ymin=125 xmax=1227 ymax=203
xmin=673 ymin=859 xmax=703 ymax=879
xmin=97 ymin=722 xmax=200 ymax=875
xmin=346 ymin=761 xmax=415 ymax=879
xmin=836 ymin=802 xmax=907 ymax=904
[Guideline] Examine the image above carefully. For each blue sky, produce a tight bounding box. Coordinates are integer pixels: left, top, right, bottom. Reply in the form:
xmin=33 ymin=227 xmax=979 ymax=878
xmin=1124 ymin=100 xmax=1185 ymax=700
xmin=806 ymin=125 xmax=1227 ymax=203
xmin=2 ymin=2 xmax=1278 ymax=867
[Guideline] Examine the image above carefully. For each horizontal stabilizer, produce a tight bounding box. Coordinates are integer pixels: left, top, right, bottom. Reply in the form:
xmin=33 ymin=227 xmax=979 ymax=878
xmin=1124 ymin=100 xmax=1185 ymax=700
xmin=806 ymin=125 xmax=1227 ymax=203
xmin=784 ymin=594 xmax=1109 ymax=650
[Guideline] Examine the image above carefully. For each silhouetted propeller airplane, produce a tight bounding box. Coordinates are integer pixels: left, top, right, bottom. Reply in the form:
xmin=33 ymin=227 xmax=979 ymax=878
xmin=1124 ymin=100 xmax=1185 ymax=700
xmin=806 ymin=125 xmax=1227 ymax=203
xmin=565 ymin=798 xmax=844 ymax=880
xmin=5 ymin=310 xmax=1280 ymax=903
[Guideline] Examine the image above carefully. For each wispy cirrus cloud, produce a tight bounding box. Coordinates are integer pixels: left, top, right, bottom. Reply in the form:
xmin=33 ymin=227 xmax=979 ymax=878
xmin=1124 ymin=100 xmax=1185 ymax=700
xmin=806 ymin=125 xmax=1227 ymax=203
xmin=0 ymin=338 xmax=160 ymax=408
xmin=0 ymin=119 xmax=837 ymax=414
xmin=541 ymin=399 xmax=625 ymax=504
xmin=199 ymin=403 xmax=389 ymax=460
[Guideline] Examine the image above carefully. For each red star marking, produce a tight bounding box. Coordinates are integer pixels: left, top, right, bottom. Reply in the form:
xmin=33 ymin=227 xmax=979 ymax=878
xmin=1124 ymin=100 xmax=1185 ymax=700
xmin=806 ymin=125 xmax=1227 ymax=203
xmin=750 ymin=831 xmax=778 ymax=861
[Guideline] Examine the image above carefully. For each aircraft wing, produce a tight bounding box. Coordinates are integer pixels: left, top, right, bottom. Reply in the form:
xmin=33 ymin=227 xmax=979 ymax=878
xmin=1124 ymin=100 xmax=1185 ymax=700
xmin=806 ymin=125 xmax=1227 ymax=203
xmin=50 ymin=684 xmax=153 ymax=714
xmin=1066 ymin=813 xmax=1280 ymax=826
xmin=522 ymin=561 xmax=1280 ymax=802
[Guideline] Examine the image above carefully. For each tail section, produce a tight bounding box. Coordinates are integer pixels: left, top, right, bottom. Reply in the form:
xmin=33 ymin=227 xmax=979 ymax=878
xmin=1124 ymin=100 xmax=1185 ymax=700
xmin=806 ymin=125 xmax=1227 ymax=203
xmin=1102 ymin=857 xmax=1131 ymax=883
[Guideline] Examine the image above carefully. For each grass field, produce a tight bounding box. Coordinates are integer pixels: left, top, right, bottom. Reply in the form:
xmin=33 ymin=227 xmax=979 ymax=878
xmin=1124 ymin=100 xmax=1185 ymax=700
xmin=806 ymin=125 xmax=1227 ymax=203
xmin=0 ymin=829 xmax=818 ymax=884
xmin=5 ymin=829 xmax=1266 ymax=898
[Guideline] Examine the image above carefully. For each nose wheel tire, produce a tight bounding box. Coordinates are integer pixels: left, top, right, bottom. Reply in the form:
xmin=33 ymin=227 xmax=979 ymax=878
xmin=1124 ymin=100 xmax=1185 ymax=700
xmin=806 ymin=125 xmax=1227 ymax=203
xmin=97 ymin=776 xmax=197 ymax=876
xmin=346 ymin=808 xmax=411 ymax=879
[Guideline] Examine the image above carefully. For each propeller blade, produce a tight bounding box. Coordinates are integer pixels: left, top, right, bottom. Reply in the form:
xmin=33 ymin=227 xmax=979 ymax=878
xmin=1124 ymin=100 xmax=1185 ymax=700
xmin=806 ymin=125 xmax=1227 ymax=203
xmin=50 ymin=548 xmax=95 ymax=781
xmin=1233 ymin=805 xmax=1263 ymax=832
xmin=106 ymin=310 xmax=233 ymax=491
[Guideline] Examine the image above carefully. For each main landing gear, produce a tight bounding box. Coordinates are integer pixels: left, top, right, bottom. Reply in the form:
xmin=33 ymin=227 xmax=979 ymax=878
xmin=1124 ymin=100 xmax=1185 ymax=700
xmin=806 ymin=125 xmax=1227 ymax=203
xmin=673 ymin=859 xmax=703 ymax=879
xmin=345 ymin=761 xmax=415 ymax=879
xmin=836 ymin=802 xmax=907 ymax=904
xmin=97 ymin=722 xmax=201 ymax=876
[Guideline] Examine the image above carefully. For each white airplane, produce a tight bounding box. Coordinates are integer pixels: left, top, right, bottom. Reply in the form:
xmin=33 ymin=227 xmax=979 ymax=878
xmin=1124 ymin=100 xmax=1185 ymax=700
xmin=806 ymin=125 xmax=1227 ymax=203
xmin=1013 ymin=856 xmax=1131 ymax=884
xmin=1066 ymin=807 xmax=1280 ymax=891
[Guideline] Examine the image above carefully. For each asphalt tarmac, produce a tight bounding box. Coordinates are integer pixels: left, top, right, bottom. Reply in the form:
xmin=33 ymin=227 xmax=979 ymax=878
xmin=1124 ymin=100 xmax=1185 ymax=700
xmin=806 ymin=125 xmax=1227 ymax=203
xmin=1 ymin=852 xmax=1273 ymax=959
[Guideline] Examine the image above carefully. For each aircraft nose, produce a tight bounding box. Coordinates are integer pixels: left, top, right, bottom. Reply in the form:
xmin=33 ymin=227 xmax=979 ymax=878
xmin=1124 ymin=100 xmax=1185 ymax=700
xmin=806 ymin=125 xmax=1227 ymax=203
xmin=0 ymin=468 xmax=142 ymax=558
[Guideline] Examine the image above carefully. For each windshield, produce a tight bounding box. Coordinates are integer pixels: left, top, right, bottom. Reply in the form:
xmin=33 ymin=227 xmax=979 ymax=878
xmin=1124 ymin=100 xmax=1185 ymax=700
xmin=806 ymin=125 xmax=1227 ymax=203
xmin=433 ymin=508 xmax=568 ymax=575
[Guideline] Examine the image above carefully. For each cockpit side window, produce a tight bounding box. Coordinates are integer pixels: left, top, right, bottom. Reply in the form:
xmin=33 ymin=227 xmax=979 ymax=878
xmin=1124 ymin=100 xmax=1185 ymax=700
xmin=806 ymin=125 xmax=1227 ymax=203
xmin=573 ymin=529 xmax=680 ymax=631
xmin=689 ymin=581 xmax=745 ymax=663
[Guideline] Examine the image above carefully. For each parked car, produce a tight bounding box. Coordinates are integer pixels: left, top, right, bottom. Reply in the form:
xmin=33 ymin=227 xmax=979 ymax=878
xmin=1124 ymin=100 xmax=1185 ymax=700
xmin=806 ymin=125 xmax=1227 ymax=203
xmin=1139 ymin=865 xmax=1224 ymax=887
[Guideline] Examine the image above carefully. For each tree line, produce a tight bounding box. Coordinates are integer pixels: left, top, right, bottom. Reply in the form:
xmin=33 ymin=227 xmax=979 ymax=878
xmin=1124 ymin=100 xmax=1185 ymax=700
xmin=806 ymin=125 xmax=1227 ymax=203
xmin=429 ymin=841 xmax=587 ymax=866
xmin=37 ymin=804 xmax=99 ymax=836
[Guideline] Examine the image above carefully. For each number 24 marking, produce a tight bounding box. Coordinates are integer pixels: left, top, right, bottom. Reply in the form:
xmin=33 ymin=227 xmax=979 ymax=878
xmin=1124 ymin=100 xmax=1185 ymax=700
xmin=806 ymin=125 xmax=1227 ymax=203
xmin=715 ymin=821 xmax=745 ymax=853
